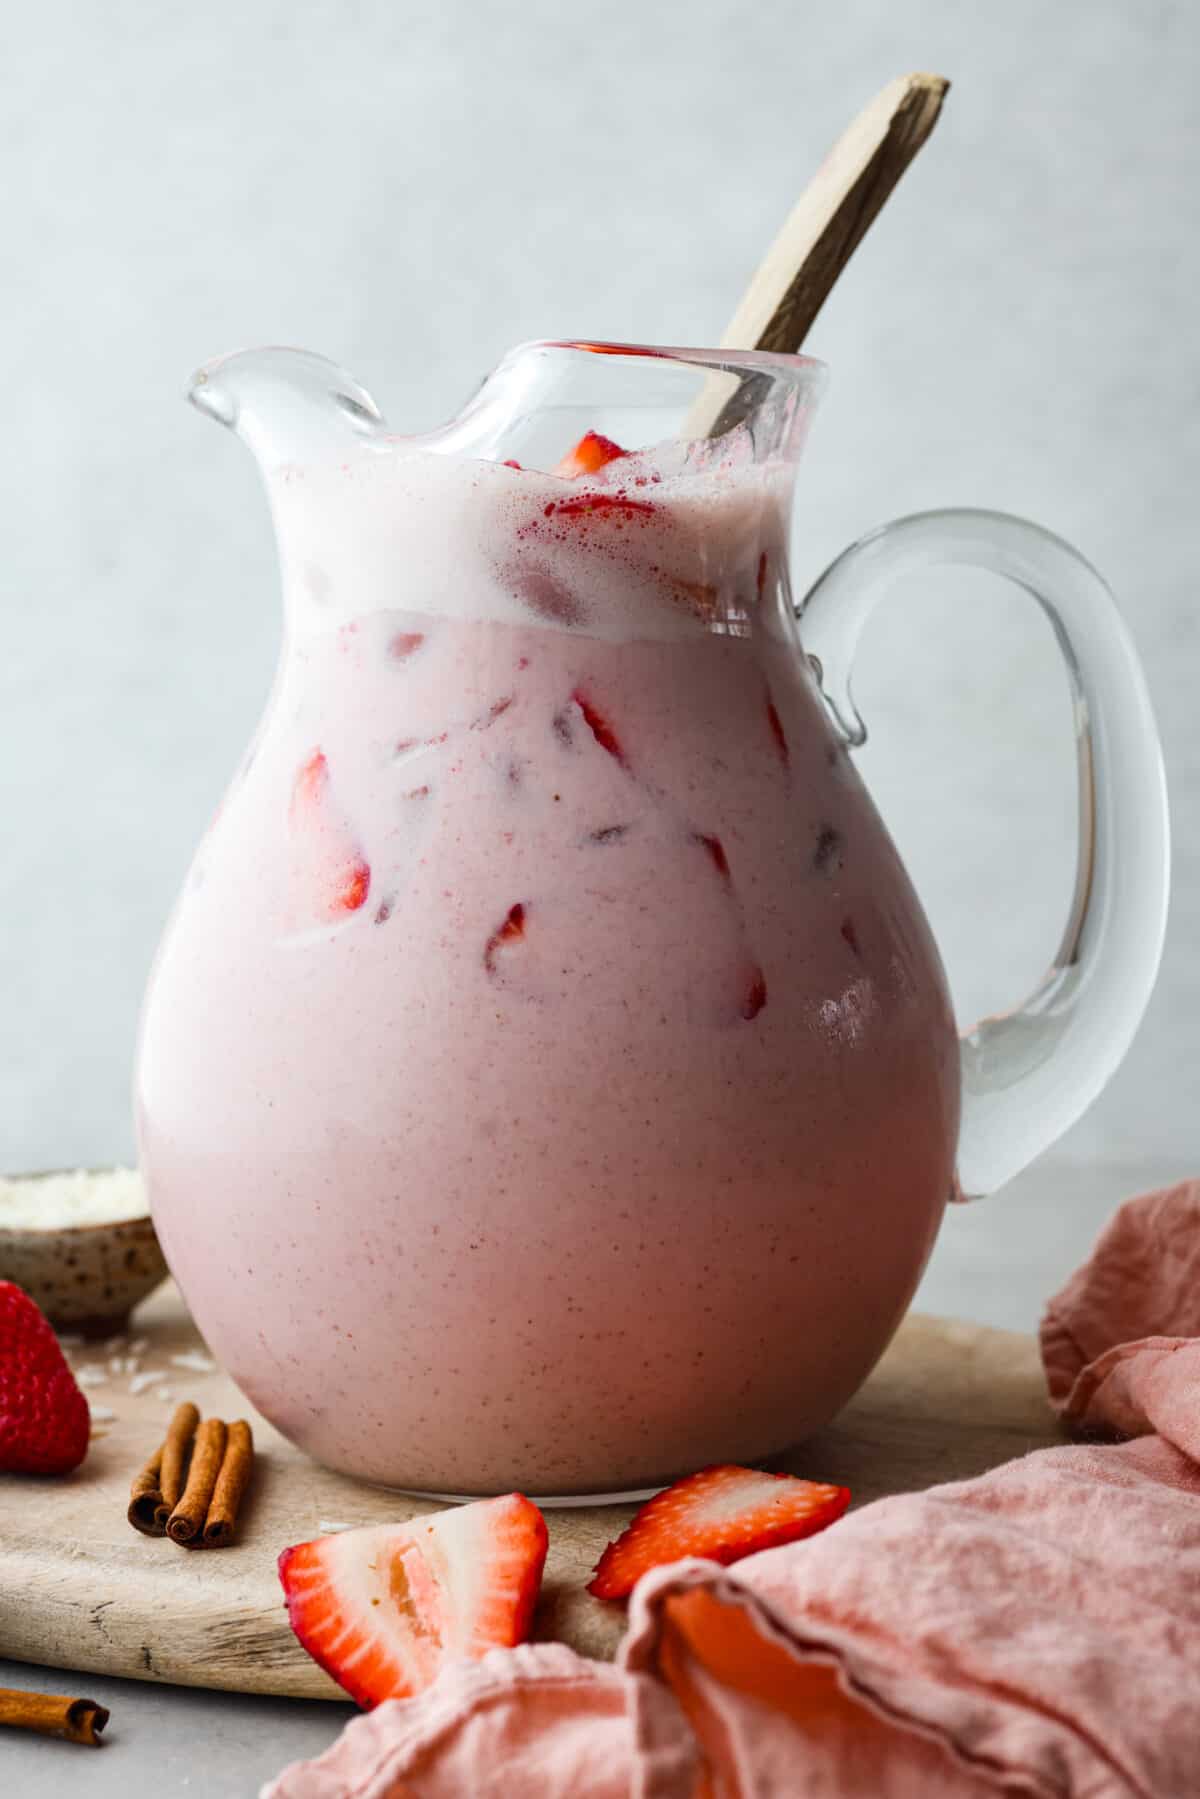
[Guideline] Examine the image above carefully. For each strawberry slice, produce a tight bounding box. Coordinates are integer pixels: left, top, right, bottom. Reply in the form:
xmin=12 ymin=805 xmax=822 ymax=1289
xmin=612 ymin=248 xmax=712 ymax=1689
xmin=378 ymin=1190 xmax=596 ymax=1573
xmin=554 ymin=429 xmax=628 ymax=478
xmin=741 ymin=965 xmax=768 ymax=1020
xmin=586 ymin=1464 xmax=849 ymax=1600
xmin=572 ymin=689 xmax=627 ymax=767
xmin=484 ymin=900 xmax=529 ymax=975
xmin=278 ymin=1494 xmax=548 ymax=1708
xmin=290 ymin=749 xmax=371 ymax=920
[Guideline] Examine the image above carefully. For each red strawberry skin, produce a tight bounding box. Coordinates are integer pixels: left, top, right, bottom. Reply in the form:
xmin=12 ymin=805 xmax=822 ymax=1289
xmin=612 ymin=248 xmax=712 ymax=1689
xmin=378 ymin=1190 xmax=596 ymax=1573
xmin=279 ymin=1493 xmax=548 ymax=1708
xmin=587 ymin=1464 xmax=849 ymax=1600
xmin=0 ymin=1281 xmax=90 ymax=1475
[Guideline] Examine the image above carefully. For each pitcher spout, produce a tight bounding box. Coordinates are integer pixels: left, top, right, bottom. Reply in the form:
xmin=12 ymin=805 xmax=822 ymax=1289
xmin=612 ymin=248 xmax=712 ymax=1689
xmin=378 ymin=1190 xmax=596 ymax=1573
xmin=188 ymin=347 xmax=388 ymax=468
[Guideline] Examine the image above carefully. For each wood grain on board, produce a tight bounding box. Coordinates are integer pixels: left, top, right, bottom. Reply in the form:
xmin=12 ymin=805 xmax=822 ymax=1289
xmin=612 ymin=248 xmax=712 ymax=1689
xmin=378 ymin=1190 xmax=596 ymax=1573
xmin=0 ymin=1284 xmax=1061 ymax=1699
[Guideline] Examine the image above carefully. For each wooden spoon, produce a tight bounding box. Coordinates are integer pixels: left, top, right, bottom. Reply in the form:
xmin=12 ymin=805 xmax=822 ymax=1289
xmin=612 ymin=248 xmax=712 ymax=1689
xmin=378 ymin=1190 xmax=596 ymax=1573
xmin=690 ymin=72 xmax=948 ymax=433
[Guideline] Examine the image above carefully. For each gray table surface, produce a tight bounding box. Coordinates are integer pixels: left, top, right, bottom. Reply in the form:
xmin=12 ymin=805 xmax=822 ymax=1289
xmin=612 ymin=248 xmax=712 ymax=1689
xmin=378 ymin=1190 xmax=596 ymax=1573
xmin=3 ymin=1152 xmax=1190 ymax=1798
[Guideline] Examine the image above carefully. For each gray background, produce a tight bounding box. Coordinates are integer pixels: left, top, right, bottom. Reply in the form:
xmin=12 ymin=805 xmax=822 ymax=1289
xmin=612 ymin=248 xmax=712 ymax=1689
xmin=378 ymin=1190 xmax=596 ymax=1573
xmin=2 ymin=0 xmax=1196 ymax=1183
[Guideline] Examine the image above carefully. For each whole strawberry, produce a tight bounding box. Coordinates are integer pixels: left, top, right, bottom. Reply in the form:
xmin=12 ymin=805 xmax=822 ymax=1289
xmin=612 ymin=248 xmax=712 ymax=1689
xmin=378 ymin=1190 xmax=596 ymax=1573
xmin=0 ymin=1281 xmax=90 ymax=1474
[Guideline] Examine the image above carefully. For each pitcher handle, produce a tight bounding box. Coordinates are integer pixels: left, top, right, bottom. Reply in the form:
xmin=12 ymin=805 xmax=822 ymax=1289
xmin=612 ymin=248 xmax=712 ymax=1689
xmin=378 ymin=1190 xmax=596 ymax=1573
xmin=797 ymin=508 xmax=1170 ymax=1198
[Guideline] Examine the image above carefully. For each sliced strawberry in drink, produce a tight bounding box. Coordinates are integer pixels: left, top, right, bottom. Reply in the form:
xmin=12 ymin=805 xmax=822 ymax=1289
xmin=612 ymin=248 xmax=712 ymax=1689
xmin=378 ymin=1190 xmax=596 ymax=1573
xmin=572 ymin=690 xmax=627 ymax=767
xmin=691 ymin=832 xmax=731 ymax=883
xmin=765 ymin=697 xmax=790 ymax=767
xmin=292 ymin=748 xmax=329 ymax=815
xmin=471 ymin=695 xmax=514 ymax=731
xmin=338 ymin=862 xmax=371 ymax=913
xmin=484 ymin=901 xmax=529 ymax=975
xmin=741 ymin=965 xmax=768 ymax=1020
xmin=279 ymin=1494 xmax=548 ymax=1708
xmin=290 ymin=749 xmax=371 ymax=920
xmin=544 ymin=491 xmax=656 ymax=523
xmin=587 ymin=1464 xmax=849 ymax=1600
xmin=553 ymin=430 xmax=628 ymax=479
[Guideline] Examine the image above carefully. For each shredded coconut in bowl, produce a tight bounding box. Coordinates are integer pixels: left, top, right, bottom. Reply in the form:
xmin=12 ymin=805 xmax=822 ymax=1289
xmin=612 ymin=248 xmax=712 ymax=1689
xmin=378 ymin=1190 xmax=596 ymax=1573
xmin=0 ymin=1168 xmax=149 ymax=1231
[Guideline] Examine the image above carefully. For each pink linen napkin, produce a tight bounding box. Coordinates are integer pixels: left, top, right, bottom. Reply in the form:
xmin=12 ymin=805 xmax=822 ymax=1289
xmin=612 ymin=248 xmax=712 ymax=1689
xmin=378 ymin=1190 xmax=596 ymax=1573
xmin=266 ymin=1180 xmax=1200 ymax=1799
xmin=1040 ymin=1177 xmax=1200 ymax=1456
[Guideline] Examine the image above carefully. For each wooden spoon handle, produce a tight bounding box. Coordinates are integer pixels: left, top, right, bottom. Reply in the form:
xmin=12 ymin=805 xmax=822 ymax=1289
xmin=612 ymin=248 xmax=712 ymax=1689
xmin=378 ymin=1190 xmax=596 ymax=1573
xmin=722 ymin=72 xmax=949 ymax=354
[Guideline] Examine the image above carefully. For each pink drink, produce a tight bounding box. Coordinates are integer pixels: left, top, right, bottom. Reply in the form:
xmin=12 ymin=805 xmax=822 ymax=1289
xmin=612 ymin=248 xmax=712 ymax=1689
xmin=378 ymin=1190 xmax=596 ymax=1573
xmin=139 ymin=436 xmax=959 ymax=1496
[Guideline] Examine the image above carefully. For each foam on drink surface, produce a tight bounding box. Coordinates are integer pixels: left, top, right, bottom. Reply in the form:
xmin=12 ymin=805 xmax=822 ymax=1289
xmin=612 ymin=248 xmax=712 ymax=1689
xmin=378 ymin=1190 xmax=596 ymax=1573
xmin=269 ymin=438 xmax=792 ymax=644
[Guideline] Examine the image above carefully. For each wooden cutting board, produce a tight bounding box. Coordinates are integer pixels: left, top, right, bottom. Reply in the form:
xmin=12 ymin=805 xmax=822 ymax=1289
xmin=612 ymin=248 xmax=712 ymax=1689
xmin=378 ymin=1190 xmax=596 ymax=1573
xmin=0 ymin=1285 xmax=1063 ymax=1699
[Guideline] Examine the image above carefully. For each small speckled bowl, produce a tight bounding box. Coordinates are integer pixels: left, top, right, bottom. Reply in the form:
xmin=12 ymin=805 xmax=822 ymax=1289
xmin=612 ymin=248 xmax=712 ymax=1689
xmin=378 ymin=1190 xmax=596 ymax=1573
xmin=0 ymin=1171 xmax=169 ymax=1337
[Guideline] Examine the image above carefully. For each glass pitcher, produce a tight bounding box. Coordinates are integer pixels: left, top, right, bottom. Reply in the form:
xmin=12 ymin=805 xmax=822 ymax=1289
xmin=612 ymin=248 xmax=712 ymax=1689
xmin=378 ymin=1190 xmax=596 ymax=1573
xmin=136 ymin=340 xmax=1169 ymax=1500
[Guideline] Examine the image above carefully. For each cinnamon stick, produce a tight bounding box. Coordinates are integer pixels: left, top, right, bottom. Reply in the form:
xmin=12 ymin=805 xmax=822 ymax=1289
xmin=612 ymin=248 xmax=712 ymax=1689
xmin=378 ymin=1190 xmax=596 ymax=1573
xmin=0 ymin=1686 xmax=109 ymax=1745
xmin=166 ymin=1416 xmax=226 ymax=1545
xmin=127 ymin=1444 xmax=165 ymax=1536
xmin=154 ymin=1400 xmax=201 ymax=1532
xmin=202 ymin=1418 xmax=254 ymax=1548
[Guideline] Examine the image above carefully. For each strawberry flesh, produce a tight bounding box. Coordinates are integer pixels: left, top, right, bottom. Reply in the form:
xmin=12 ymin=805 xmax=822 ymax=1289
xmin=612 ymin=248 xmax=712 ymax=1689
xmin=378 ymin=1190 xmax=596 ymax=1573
xmin=554 ymin=430 xmax=628 ymax=479
xmin=279 ymin=1493 xmax=548 ymax=1708
xmin=692 ymin=832 xmax=731 ymax=884
xmin=765 ymin=699 xmax=790 ymax=767
xmin=0 ymin=1281 xmax=90 ymax=1475
xmin=572 ymin=691 xmax=627 ymax=767
xmin=290 ymin=749 xmax=371 ymax=919
xmin=741 ymin=967 xmax=768 ymax=1021
xmin=340 ymin=863 xmax=371 ymax=912
xmin=471 ymin=696 xmax=514 ymax=731
xmin=587 ymin=1464 xmax=848 ymax=1600
xmin=484 ymin=901 xmax=528 ymax=975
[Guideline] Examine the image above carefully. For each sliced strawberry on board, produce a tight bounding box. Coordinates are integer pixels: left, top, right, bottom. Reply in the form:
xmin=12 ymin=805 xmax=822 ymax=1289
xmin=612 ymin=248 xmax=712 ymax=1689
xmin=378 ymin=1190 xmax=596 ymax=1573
xmin=553 ymin=430 xmax=628 ymax=478
xmin=0 ymin=1280 xmax=90 ymax=1475
xmin=278 ymin=1493 xmax=549 ymax=1708
xmin=587 ymin=1463 xmax=849 ymax=1600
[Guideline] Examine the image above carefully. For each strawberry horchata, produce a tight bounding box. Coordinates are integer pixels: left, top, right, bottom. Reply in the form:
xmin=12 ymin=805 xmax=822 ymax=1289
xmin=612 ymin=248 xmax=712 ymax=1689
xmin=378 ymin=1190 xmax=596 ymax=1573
xmin=138 ymin=414 xmax=958 ymax=1498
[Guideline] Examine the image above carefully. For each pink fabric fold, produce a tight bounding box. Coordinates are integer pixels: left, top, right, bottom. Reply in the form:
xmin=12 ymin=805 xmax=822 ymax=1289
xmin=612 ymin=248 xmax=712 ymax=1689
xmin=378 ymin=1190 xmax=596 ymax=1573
xmin=266 ymin=1178 xmax=1200 ymax=1799
xmin=1040 ymin=1178 xmax=1200 ymax=1459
